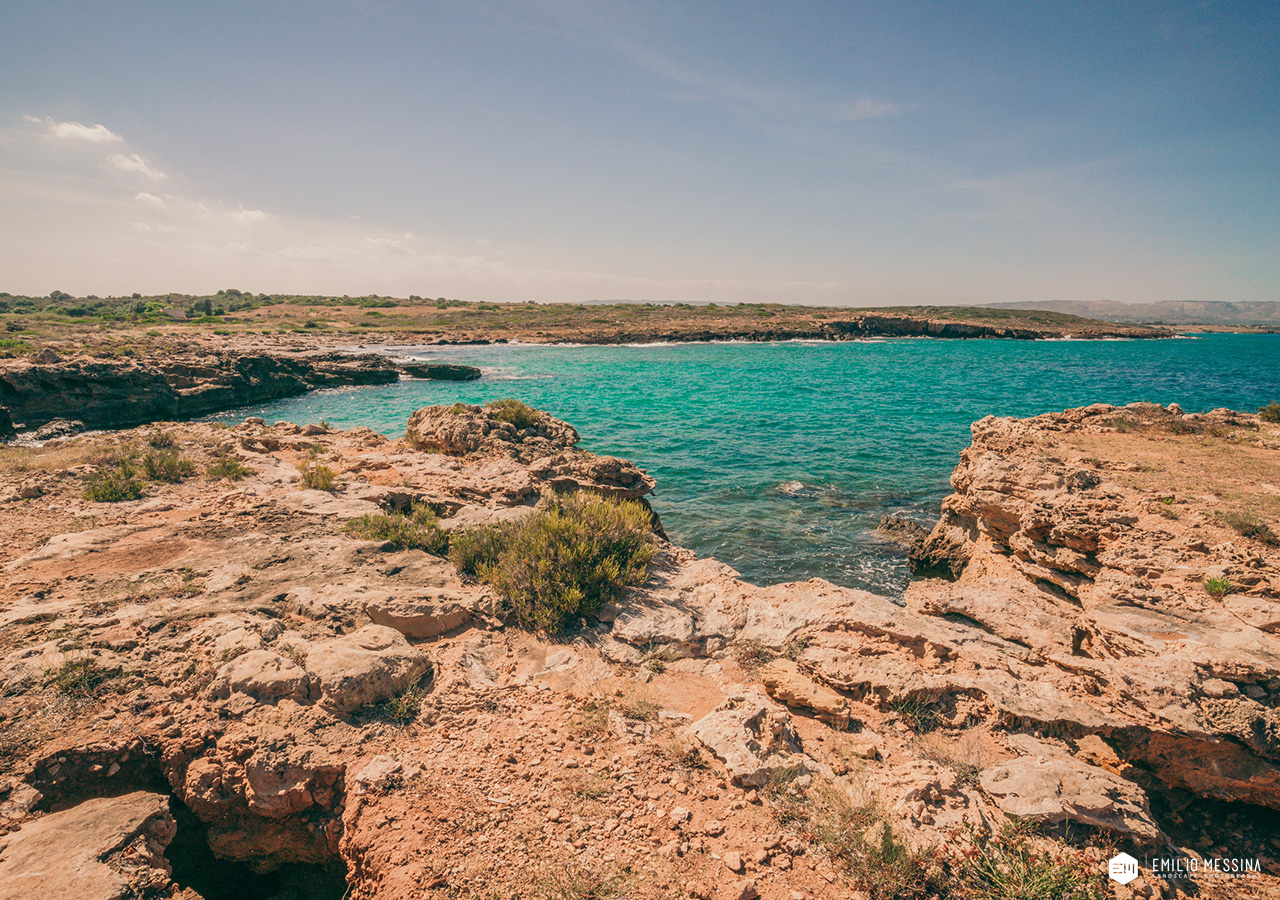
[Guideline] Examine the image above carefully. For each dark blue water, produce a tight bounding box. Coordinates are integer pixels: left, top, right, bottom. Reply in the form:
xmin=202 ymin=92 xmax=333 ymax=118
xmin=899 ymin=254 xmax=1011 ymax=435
xmin=218 ymin=334 xmax=1280 ymax=594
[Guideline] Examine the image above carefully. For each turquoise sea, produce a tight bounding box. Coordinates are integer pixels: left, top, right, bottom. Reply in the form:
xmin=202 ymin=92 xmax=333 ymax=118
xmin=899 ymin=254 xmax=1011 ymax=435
xmin=221 ymin=333 xmax=1280 ymax=595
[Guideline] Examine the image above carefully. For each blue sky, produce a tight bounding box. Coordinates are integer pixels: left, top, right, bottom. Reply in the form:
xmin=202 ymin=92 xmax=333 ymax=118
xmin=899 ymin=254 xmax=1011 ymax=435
xmin=1 ymin=1 xmax=1276 ymax=304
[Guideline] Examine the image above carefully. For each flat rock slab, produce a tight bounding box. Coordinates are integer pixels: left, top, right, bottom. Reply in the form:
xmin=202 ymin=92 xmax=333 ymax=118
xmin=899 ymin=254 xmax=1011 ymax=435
xmin=979 ymin=737 xmax=1163 ymax=843
xmin=0 ymin=791 xmax=176 ymax=900
xmin=306 ymin=625 xmax=431 ymax=713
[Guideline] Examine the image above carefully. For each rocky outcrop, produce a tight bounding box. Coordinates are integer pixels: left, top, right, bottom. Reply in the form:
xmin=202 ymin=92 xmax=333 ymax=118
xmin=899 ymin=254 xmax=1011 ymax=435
xmin=688 ymin=691 xmax=819 ymax=787
xmin=0 ymin=404 xmax=1277 ymax=898
xmin=0 ymin=351 xmax=480 ymax=431
xmin=0 ymin=791 xmax=176 ymax=900
xmin=898 ymin=402 xmax=1280 ymax=808
xmin=405 ymin=403 xmax=580 ymax=459
xmin=305 ymin=626 xmax=432 ymax=714
xmin=979 ymin=736 xmax=1163 ymax=843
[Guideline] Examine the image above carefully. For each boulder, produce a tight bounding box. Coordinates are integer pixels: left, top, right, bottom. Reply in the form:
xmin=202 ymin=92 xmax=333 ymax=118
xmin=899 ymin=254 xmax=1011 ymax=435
xmin=688 ymin=691 xmax=810 ymax=787
xmin=305 ymin=625 xmax=431 ymax=713
xmin=979 ymin=738 xmax=1162 ymax=843
xmin=405 ymin=404 xmax=579 ymax=459
xmin=364 ymin=596 xmax=475 ymax=639
xmin=0 ymin=792 xmax=175 ymax=900
xmin=212 ymin=649 xmax=312 ymax=705
xmin=758 ymin=659 xmax=850 ymax=729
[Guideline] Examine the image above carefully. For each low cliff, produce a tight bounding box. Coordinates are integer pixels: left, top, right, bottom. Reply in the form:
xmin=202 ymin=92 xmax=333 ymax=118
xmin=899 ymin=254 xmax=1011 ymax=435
xmin=0 ymin=351 xmax=480 ymax=430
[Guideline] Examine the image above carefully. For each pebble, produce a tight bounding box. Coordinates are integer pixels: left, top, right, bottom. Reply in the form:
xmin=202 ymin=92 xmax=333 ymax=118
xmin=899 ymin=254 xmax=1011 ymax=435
xmin=724 ymin=850 xmax=745 ymax=873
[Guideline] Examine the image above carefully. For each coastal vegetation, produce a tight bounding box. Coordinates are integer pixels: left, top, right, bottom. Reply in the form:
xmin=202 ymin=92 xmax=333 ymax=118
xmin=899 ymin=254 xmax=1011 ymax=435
xmin=205 ymin=454 xmax=254 ymax=480
xmin=343 ymin=502 xmax=449 ymax=554
xmin=0 ymin=289 xmax=1167 ymax=354
xmin=298 ymin=460 xmax=340 ymax=491
xmin=82 ymin=457 xmax=145 ymax=502
xmin=484 ymin=398 xmax=539 ymax=429
xmin=450 ymin=491 xmax=656 ymax=633
xmin=1260 ymin=401 xmax=1280 ymax=422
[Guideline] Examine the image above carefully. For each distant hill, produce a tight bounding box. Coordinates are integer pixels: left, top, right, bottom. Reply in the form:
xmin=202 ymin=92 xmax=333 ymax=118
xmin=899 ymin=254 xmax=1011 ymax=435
xmin=985 ymin=300 xmax=1280 ymax=326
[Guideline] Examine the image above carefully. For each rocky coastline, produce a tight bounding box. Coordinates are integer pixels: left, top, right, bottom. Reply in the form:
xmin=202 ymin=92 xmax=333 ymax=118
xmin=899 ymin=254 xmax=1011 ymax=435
xmin=0 ymin=350 xmax=480 ymax=434
xmin=0 ymin=402 xmax=1276 ymax=899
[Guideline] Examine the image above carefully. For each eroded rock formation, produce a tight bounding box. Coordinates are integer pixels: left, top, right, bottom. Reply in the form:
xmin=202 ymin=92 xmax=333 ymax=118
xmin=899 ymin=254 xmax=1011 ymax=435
xmin=0 ymin=402 xmax=1275 ymax=898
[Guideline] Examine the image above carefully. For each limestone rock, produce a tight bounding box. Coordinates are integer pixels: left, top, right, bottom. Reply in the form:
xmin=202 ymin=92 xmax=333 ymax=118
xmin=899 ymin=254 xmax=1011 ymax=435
xmin=305 ymin=625 xmax=431 ymax=713
xmin=758 ymin=659 xmax=850 ymax=728
xmin=0 ymin=792 xmax=175 ymax=900
xmin=688 ymin=691 xmax=808 ymax=787
xmin=364 ymin=596 xmax=475 ymax=639
xmin=212 ymin=649 xmax=312 ymax=705
xmin=405 ymin=404 xmax=579 ymax=459
xmin=979 ymin=738 xmax=1162 ymax=842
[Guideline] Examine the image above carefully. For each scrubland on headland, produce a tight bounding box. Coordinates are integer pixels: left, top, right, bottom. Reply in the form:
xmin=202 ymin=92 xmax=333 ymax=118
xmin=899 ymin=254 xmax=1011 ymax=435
xmin=0 ymin=393 xmax=1277 ymax=899
xmin=0 ymin=290 xmax=1167 ymax=360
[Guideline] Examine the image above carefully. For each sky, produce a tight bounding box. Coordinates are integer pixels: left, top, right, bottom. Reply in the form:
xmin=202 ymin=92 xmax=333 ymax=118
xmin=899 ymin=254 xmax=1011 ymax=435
xmin=1 ymin=1 xmax=1277 ymax=305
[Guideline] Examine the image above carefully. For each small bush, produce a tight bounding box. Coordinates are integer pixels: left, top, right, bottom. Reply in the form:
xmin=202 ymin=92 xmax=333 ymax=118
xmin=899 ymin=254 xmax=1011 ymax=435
xmin=485 ymin=398 xmax=540 ymax=429
xmin=147 ymin=430 xmax=176 ymax=448
xmin=377 ymin=685 xmax=426 ymax=726
xmin=141 ymin=447 xmax=196 ymax=482
xmin=206 ymin=456 xmax=255 ymax=480
xmin=617 ymin=696 xmax=660 ymax=721
xmin=962 ymin=824 xmax=1106 ymax=900
xmin=447 ymin=524 xmax=507 ymax=576
xmin=298 ymin=460 xmax=340 ymax=491
xmin=344 ymin=503 xmax=449 ymax=555
xmin=731 ymin=638 xmax=775 ymax=673
xmin=46 ymin=657 xmax=112 ymax=699
xmin=84 ymin=459 xmax=144 ymax=502
xmin=817 ymin=793 xmax=945 ymax=900
xmin=1259 ymin=401 xmax=1280 ymax=423
xmin=461 ymin=491 xmax=655 ymax=633
xmin=1223 ymin=511 xmax=1279 ymax=547
xmin=1204 ymin=576 xmax=1232 ymax=599
xmin=888 ymin=694 xmax=938 ymax=732
xmin=573 ymin=699 xmax=611 ymax=737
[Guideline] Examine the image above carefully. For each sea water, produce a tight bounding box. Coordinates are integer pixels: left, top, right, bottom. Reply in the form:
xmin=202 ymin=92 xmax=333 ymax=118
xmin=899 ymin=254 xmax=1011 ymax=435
xmin=218 ymin=333 xmax=1280 ymax=595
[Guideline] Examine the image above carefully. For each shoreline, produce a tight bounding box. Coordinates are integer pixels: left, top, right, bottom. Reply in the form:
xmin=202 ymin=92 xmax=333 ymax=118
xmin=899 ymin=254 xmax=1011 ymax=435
xmin=0 ymin=402 xmax=1275 ymax=898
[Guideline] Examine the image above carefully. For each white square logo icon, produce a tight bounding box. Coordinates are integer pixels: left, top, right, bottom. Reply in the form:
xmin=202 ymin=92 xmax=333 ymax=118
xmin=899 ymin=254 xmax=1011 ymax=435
xmin=1109 ymin=853 xmax=1139 ymax=885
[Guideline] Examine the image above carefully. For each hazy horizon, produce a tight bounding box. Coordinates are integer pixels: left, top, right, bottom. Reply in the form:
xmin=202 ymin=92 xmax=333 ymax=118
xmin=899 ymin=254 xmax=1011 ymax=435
xmin=2 ymin=2 xmax=1277 ymax=306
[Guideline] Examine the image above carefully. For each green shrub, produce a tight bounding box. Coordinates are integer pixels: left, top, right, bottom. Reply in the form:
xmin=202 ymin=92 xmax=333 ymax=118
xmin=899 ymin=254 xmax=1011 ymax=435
xmin=962 ymin=824 xmax=1106 ymax=900
xmin=141 ymin=447 xmax=196 ymax=482
xmin=298 ymin=460 xmax=340 ymax=491
xmin=815 ymin=793 xmax=944 ymax=900
xmin=447 ymin=523 xmax=509 ymax=576
xmin=84 ymin=459 xmax=144 ymax=502
xmin=344 ymin=503 xmax=449 ymax=555
xmin=206 ymin=456 xmax=255 ymax=480
xmin=453 ymin=491 xmax=655 ymax=633
xmin=1204 ymin=576 xmax=1232 ymax=599
xmin=147 ymin=430 xmax=176 ymax=448
xmin=485 ymin=398 xmax=540 ymax=429
xmin=46 ymin=657 xmax=114 ymax=699
xmin=1223 ymin=511 xmax=1279 ymax=547
xmin=1259 ymin=401 xmax=1280 ymax=423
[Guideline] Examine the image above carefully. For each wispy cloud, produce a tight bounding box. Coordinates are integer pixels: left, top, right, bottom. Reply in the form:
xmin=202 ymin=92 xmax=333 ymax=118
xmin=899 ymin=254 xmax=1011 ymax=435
xmin=107 ymin=153 xmax=167 ymax=179
xmin=617 ymin=42 xmax=897 ymax=126
xmin=25 ymin=115 xmax=123 ymax=143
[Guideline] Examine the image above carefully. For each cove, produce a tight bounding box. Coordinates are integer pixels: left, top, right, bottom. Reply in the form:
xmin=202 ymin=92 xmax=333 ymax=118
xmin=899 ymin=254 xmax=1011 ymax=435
xmin=216 ymin=333 xmax=1280 ymax=595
